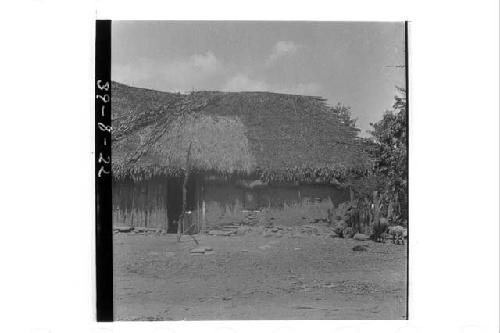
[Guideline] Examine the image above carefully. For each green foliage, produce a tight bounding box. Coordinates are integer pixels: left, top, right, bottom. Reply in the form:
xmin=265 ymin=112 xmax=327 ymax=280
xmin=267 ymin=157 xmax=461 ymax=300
xmin=330 ymin=102 xmax=360 ymax=131
xmin=339 ymin=87 xmax=408 ymax=224
xmin=369 ymin=87 xmax=407 ymax=193
xmin=367 ymin=87 xmax=408 ymax=220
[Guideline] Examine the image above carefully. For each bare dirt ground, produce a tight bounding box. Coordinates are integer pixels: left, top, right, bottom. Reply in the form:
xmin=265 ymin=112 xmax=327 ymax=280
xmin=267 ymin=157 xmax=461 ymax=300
xmin=113 ymin=225 xmax=407 ymax=320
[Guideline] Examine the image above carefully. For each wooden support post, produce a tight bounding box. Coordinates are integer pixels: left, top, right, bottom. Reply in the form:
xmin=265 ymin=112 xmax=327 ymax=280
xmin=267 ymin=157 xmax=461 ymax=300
xmin=177 ymin=143 xmax=199 ymax=245
xmin=177 ymin=144 xmax=192 ymax=242
xmin=201 ymin=200 xmax=206 ymax=232
xmin=199 ymin=175 xmax=206 ymax=233
xmin=194 ymin=175 xmax=201 ymax=234
xmin=163 ymin=177 xmax=169 ymax=232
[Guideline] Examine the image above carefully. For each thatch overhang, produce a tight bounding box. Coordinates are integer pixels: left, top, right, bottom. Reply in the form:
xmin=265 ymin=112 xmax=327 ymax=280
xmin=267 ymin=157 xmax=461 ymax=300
xmin=111 ymin=82 xmax=371 ymax=184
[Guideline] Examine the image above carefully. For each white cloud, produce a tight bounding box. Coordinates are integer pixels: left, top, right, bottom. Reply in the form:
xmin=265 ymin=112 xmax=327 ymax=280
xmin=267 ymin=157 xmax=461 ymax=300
xmin=164 ymin=51 xmax=219 ymax=78
xmin=223 ymin=74 xmax=270 ymax=91
xmin=112 ymin=51 xmax=221 ymax=92
xmin=223 ymin=74 xmax=321 ymax=96
xmin=280 ymin=82 xmax=322 ymax=96
xmin=267 ymin=41 xmax=300 ymax=65
xmin=112 ymin=60 xmax=153 ymax=84
xmin=113 ymin=50 xmax=321 ymax=96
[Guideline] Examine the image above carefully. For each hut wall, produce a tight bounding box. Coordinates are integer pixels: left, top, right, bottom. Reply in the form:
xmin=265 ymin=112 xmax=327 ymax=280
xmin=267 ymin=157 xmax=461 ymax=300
xmin=112 ymin=177 xmax=169 ymax=229
xmin=113 ymin=175 xmax=199 ymax=232
xmin=203 ymin=181 xmax=349 ymax=228
xmin=113 ymin=175 xmax=350 ymax=231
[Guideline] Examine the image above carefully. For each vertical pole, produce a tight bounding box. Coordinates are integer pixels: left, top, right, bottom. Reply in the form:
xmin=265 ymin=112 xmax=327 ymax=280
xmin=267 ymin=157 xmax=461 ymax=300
xmin=164 ymin=177 xmax=168 ymax=232
xmin=202 ymin=200 xmax=206 ymax=232
xmin=201 ymin=176 xmax=206 ymax=233
xmin=195 ymin=175 xmax=200 ymax=233
xmin=177 ymin=143 xmax=192 ymax=242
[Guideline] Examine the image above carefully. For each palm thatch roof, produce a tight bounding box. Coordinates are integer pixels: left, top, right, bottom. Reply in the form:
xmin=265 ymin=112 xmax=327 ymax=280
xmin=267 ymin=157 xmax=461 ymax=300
xmin=112 ymin=81 xmax=371 ymax=183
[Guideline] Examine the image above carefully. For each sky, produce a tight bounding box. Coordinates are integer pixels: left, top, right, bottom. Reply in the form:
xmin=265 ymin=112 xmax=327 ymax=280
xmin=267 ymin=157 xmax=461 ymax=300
xmin=112 ymin=21 xmax=405 ymax=136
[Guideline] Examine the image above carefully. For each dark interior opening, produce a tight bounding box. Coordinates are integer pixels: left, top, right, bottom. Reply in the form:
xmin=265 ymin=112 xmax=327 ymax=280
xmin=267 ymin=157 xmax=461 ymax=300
xmin=166 ymin=176 xmax=196 ymax=233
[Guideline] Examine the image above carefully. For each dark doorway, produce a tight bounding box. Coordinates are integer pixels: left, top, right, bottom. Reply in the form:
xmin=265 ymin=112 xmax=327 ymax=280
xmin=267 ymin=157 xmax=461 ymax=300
xmin=166 ymin=176 xmax=196 ymax=233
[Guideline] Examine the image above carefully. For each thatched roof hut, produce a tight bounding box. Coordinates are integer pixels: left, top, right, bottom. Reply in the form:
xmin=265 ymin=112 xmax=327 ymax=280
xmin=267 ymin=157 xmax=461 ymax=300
xmin=111 ymin=81 xmax=370 ymax=184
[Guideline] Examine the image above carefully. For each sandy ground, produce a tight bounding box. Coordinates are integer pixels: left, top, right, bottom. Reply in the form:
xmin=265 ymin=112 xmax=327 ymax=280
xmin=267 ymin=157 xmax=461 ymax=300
xmin=113 ymin=225 xmax=407 ymax=320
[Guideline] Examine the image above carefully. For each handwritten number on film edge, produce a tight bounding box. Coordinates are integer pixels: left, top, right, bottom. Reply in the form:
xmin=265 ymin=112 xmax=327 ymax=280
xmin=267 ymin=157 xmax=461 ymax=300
xmin=97 ymin=80 xmax=110 ymax=178
xmin=98 ymin=122 xmax=112 ymax=133
xmin=96 ymin=94 xmax=110 ymax=103
xmin=98 ymin=152 xmax=110 ymax=164
xmin=97 ymin=166 xmax=110 ymax=178
xmin=97 ymin=80 xmax=110 ymax=91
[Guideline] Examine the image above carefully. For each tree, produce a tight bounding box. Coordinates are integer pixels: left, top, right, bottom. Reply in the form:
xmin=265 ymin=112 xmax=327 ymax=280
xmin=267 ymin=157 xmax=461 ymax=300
xmin=331 ymin=102 xmax=359 ymax=130
xmin=327 ymin=90 xmax=408 ymax=226
xmin=368 ymin=87 xmax=408 ymax=223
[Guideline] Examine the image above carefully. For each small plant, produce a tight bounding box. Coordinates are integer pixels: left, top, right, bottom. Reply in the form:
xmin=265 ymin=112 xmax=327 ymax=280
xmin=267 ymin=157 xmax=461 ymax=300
xmin=371 ymin=217 xmax=389 ymax=242
xmin=388 ymin=225 xmax=406 ymax=245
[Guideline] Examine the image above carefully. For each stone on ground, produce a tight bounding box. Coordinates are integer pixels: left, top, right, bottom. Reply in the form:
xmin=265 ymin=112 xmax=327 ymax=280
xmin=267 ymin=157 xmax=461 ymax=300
xmin=352 ymin=245 xmax=369 ymax=252
xmin=208 ymin=230 xmax=234 ymax=236
xmin=353 ymin=233 xmax=370 ymax=241
xmin=190 ymin=246 xmax=214 ymax=255
xmin=114 ymin=226 xmax=134 ymax=232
